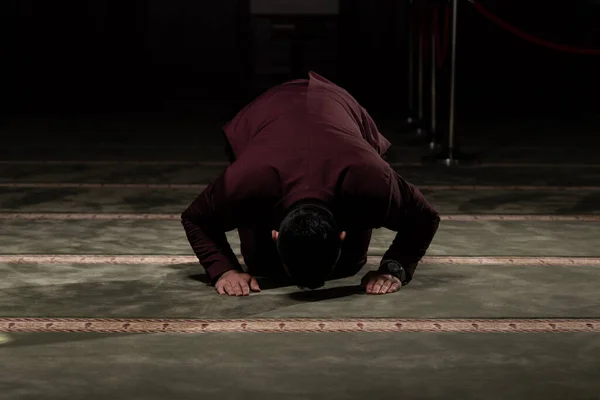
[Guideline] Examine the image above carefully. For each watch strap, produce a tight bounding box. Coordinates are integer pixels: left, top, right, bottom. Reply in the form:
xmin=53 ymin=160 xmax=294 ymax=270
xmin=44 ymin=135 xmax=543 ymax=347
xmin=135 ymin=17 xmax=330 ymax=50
xmin=379 ymin=260 xmax=408 ymax=285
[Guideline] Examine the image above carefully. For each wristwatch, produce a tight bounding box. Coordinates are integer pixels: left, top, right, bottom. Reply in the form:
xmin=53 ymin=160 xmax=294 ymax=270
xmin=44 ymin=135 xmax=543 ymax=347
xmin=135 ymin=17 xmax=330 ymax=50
xmin=379 ymin=260 xmax=408 ymax=286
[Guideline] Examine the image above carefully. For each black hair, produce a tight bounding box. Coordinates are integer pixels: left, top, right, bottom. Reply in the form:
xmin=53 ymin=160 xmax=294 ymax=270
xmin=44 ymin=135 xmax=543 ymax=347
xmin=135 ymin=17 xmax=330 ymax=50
xmin=276 ymin=201 xmax=342 ymax=289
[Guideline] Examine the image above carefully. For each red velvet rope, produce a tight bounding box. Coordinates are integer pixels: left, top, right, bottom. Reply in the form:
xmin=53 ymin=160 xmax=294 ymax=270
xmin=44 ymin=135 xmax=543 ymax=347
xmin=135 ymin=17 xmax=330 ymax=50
xmin=413 ymin=0 xmax=600 ymax=62
xmin=470 ymin=0 xmax=600 ymax=55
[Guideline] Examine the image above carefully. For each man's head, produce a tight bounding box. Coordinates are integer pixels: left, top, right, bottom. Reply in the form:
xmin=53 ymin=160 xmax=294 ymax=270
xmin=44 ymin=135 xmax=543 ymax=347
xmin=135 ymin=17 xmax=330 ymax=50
xmin=273 ymin=202 xmax=345 ymax=289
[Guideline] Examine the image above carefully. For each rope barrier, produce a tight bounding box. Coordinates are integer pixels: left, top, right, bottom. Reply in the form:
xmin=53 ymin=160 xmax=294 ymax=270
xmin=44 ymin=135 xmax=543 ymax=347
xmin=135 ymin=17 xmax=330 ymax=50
xmin=469 ymin=0 xmax=600 ymax=55
xmin=406 ymin=0 xmax=598 ymax=164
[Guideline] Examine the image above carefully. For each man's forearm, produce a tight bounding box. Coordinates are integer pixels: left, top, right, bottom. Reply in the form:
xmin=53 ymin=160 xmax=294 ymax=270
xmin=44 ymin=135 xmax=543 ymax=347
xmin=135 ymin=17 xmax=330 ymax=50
xmin=380 ymin=211 xmax=440 ymax=284
xmin=181 ymin=210 xmax=242 ymax=284
xmin=381 ymin=175 xmax=441 ymax=284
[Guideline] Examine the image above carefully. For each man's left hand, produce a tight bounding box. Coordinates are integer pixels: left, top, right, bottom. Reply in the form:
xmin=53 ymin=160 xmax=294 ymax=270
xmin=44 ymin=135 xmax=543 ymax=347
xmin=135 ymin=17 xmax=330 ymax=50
xmin=360 ymin=271 xmax=402 ymax=295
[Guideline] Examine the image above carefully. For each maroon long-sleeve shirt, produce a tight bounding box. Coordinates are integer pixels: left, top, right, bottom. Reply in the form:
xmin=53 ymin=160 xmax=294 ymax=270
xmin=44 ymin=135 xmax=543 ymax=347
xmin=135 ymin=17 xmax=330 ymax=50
xmin=182 ymin=72 xmax=440 ymax=284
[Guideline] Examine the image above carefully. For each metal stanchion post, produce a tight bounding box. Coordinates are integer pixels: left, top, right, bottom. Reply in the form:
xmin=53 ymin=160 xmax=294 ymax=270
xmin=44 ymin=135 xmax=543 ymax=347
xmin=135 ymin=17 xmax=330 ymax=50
xmin=425 ymin=0 xmax=479 ymax=165
xmin=416 ymin=1 xmax=425 ymax=135
xmin=429 ymin=9 xmax=437 ymax=150
xmin=446 ymin=0 xmax=458 ymax=161
xmin=407 ymin=0 xmax=415 ymax=124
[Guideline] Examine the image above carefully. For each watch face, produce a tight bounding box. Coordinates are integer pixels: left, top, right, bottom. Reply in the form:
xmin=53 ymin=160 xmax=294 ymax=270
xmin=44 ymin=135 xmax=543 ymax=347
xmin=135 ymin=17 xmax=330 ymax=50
xmin=381 ymin=260 xmax=407 ymax=282
xmin=384 ymin=262 xmax=403 ymax=279
xmin=390 ymin=264 xmax=406 ymax=282
xmin=388 ymin=264 xmax=400 ymax=274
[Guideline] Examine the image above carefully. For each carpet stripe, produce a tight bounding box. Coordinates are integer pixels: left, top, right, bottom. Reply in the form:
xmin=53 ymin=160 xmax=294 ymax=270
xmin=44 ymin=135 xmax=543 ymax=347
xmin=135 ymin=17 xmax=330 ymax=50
xmin=2 ymin=255 xmax=600 ymax=266
xmin=2 ymin=183 xmax=600 ymax=191
xmin=0 ymin=213 xmax=598 ymax=221
xmin=0 ymin=318 xmax=598 ymax=333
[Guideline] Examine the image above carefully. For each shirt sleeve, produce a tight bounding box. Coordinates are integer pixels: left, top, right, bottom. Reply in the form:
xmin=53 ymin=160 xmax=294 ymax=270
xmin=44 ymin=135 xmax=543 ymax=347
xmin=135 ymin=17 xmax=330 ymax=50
xmin=360 ymin=106 xmax=392 ymax=158
xmin=380 ymin=172 xmax=441 ymax=284
xmin=180 ymin=171 xmax=243 ymax=284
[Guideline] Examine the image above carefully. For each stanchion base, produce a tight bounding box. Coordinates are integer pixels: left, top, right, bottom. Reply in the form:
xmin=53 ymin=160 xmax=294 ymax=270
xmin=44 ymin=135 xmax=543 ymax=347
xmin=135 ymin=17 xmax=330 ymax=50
xmin=404 ymin=129 xmax=433 ymax=147
xmin=407 ymin=121 xmax=428 ymax=135
xmin=402 ymin=113 xmax=426 ymax=133
xmin=422 ymin=148 xmax=481 ymax=166
xmin=428 ymin=138 xmax=442 ymax=151
xmin=415 ymin=126 xmax=428 ymax=136
xmin=401 ymin=121 xmax=430 ymax=138
xmin=405 ymin=111 xmax=419 ymax=126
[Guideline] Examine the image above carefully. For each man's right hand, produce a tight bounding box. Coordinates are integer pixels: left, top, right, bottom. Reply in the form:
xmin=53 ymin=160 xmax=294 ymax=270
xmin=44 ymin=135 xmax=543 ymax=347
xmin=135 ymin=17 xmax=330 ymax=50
xmin=215 ymin=270 xmax=261 ymax=296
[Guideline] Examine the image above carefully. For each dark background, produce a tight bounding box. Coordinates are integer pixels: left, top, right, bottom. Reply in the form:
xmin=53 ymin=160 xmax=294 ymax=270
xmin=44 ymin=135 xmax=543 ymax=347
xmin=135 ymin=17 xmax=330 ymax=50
xmin=1 ymin=0 xmax=599 ymax=137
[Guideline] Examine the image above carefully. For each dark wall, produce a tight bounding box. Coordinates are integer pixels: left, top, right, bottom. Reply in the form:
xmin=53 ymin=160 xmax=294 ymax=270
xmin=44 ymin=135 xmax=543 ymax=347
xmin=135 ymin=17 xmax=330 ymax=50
xmin=2 ymin=0 xmax=599 ymax=119
xmin=4 ymin=0 xmax=245 ymax=115
xmin=337 ymin=0 xmax=406 ymax=113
